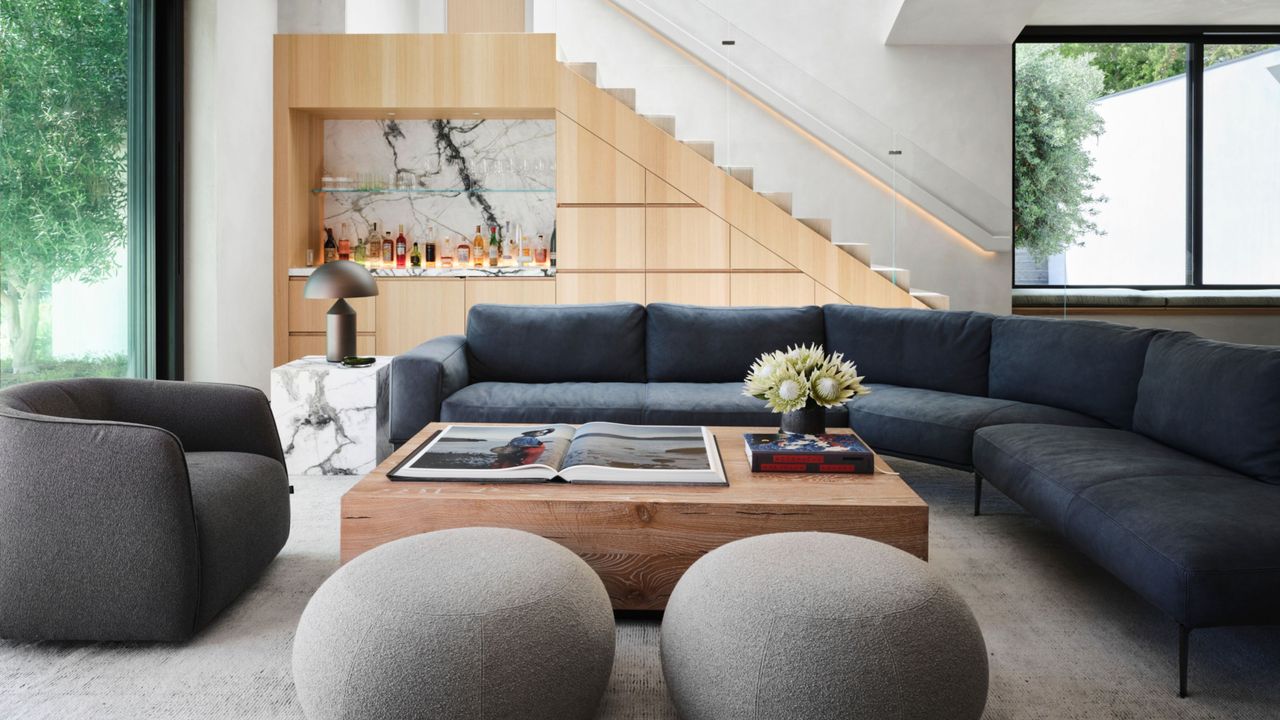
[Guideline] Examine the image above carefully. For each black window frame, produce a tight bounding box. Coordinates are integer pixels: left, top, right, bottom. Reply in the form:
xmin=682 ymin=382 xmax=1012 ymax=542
xmin=1013 ymin=26 xmax=1280 ymax=291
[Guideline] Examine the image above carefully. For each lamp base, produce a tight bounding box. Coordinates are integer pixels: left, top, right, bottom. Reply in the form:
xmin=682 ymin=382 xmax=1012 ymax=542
xmin=326 ymin=298 xmax=357 ymax=363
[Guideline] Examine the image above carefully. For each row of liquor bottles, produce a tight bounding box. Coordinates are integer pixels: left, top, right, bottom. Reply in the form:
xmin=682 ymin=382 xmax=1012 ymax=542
xmin=321 ymin=221 xmax=550 ymax=269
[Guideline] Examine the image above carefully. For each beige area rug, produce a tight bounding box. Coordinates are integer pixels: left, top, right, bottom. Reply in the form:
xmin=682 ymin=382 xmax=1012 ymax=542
xmin=2 ymin=462 xmax=1278 ymax=719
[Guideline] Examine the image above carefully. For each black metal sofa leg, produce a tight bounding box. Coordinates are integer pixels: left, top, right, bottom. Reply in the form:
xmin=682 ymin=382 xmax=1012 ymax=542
xmin=1179 ymin=624 xmax=1191 ymax=698
xmin=973 ymin=471 xmax=983 ymax=516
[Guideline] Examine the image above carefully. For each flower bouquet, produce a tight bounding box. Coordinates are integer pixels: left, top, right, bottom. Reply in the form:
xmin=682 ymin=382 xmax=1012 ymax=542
xmin=743 ymin=344 xmax=870 ymax=435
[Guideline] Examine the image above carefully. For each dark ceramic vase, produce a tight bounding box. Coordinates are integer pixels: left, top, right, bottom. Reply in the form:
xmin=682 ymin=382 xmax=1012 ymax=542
xmin=779 ymin=402 xmax=825 ymax=435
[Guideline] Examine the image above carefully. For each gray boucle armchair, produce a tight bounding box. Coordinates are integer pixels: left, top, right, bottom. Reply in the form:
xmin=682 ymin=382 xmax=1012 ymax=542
xmin=0 ymin=378 xmax=291 ymax=642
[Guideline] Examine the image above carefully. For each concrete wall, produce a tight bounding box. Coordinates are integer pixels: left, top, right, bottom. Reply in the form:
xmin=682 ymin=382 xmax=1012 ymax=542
xmin=184 ymin=0 xmax=277 ymax=390
xmin=543 ymin=0 xmax=1013 ymax=313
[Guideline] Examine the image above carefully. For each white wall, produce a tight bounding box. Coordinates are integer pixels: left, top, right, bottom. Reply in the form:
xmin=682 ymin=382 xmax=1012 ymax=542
xmin=184 ymin=0 xmax=277 ymax=391
xmin=545 ymin=0 xmax=1012 ymax=312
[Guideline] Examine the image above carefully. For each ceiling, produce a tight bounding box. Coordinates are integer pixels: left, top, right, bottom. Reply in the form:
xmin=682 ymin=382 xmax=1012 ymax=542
xmin=885 ymin=0 xmax=1280 ymax=45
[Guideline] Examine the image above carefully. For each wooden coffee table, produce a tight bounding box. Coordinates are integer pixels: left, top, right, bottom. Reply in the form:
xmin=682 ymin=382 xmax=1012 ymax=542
xmin=341 ymin=423 xmax=928 ymax=610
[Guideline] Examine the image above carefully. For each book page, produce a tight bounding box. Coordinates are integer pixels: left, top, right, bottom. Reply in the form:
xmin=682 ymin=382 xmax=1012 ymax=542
xmin=562 ymin=423 xmax=713 ymax=472
xmin=395 ymin=424 xmax=575 ymax=479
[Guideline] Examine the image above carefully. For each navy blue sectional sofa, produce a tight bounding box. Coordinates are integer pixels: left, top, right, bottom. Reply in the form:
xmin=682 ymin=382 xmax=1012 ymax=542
xmin=390 ymin=302 xmax=1280 ymax=696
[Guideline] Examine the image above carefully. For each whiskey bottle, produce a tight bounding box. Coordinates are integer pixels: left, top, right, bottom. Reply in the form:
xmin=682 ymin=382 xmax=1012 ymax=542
xmin=337 ymin=222 xmax=352 ymax=261
xmin=410 ymin=241 xmax=421 ymax=268
xmin=395 ymin=225 xmax=408 ymax=268
xmin=425 ymin=223 xmax=438 ymax=267
xmin=456 ymin=233 xmax=471 ymax=266
xmin=382 ymin=231 xmax=394 ymax=267
xmin=365 ymin=222 xmax=379 ymax=268
xmin=534 ymin=234 xmax=548 ymax=265
xmin=472 ymin=225 xmax=486 ymax=268
xmin=519 ymin=225 xmax=532 ymax=267
xmin=323 ymin=227 xmax=338 ymax=263
xmin=488 ymin=225 xmax=499 ymax=267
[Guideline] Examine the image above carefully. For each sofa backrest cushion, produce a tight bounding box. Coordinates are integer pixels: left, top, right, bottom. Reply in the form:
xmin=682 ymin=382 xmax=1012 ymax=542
xmin=646 ymin=303 xmax=825 ymax=382
xmin=466 ymin=303 xmax=647 ymax=383
xmin=823 ymin=306 xmax=993 ymax=396
xmin=1133 ymin=332 xmax=1280 ymax=484
xmin=989 ymin=316 xmax=1160 ymax=428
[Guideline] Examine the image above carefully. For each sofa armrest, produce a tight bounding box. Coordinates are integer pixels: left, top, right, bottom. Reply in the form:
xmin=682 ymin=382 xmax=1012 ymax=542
xmin=0 ymin=412 xmax=201 ymax=640
xmin=389 ymin=334 xmax=470 ymax=445
xmin=108 ymin=379 xmax=286 ymax=465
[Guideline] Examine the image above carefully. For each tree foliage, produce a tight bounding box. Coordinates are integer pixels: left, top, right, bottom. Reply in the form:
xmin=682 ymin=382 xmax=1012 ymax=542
xmin=1014 ymin=44 xmax=1107 ymax=261
xmin=1059 ymin=42 xmax=1274 ymax=95
xmin=0 ymin=0 xmax=127 ymax=370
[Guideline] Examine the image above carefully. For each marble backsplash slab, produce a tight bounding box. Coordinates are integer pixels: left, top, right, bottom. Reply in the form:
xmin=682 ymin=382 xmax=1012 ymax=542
xmin=322 ymin=119 xmax=556 ymax=248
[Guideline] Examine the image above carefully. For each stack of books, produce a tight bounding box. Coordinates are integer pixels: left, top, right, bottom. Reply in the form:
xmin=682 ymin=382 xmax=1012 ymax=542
xmin=744 ymin=432 xmax=875 ymax=474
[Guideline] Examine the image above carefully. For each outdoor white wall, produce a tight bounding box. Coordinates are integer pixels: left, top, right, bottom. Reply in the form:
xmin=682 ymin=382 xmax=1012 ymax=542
xmin=1055 ymin=49 xmax=1280 ymax=286
xmin=184 ymin=0 xmax=276 ymax=391
xmin=543 ymin=0 xmax=1012 ymax=312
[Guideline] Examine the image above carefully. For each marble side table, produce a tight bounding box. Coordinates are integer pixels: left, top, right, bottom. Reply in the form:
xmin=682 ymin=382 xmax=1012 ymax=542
xmin=270 ymin=356 xmax=392 ymax=476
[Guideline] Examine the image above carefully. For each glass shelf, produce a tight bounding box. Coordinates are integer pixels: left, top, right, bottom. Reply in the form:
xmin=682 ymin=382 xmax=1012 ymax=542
xmin=312 ymin=187 xmax=555 ymax=194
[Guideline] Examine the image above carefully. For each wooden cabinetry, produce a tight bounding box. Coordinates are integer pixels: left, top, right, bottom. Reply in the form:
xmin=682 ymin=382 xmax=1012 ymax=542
xmin=555 ymin=207 xmax=645 ymax=270
xmin=646 ymin=273 xmax=731 ymax=306
xmin=464 ymin=278 xmax=557 ymax=315
xmin=556 ymin=273 xmax=646 ymax=304
xmin=375 ymin=279 xmax=467 ymax=355
xmin=646 ymin=207 xmax=729 ymax=270
xmin=288 ymin=278 xmax=376 ymax=332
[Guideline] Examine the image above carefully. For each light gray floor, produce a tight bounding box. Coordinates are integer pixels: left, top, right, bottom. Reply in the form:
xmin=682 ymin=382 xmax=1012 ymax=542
xmin=2 ymin=461 xmax=1278 ymax=719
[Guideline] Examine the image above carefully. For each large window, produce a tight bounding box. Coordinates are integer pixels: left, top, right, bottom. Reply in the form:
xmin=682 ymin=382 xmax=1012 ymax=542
xmin=1014 ymin=29 xmax=1280 ymax=288
xmin=0 ymin=0 xmax=181 ymax=387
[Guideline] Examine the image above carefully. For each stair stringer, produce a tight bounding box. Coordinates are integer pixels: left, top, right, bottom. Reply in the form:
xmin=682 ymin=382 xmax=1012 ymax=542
xmin=556 ymin=64 xmax=926 ymax=310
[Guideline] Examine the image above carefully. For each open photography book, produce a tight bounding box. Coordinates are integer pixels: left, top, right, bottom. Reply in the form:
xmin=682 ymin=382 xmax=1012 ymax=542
xmin=389 ymin=423 xmax=728 ymax=486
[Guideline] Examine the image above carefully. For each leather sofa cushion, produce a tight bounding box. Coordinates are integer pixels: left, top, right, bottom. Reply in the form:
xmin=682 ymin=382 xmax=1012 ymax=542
xmin=1132 ymin=332 xmax=1280 ymax=484
xmin=1066 ymin=474 xmax=1280 ymax=628
xmin=823 ymin=306 xmax=993 ymax=397
xmin=646 ymin=304 xmax=824 ymax=383
xmin=988 ymin=316 xmax=1160 ymax=429
xmin=465 ymin=303 xmax=646 ymax=383
xmin=847 ymin=385 xmax=1107 ymax=469
xmin=972 ymin=424 xmax=1239 ymax=534
xmin=642 ymin=383 xmax=848 ymax=427
xmin=440 ymin=382 xmax=647 ymax=424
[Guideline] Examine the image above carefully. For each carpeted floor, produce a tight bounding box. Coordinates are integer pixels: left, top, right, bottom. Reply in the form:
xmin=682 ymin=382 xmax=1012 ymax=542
xmin=2 ymin=460 xmax=1279 ymax=719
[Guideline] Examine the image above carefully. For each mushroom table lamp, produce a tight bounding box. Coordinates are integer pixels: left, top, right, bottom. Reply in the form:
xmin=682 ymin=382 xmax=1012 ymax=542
xmin=302 ymin=260 xmax=379 ymax=363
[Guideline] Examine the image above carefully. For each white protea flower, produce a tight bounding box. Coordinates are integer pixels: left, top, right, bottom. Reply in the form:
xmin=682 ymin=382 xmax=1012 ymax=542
xmin=784 ymin=343 xmax=826 ymax=374
xmin=743 ymin=350 xmax=787 ymax=399
xmin=763 ymin=365 xmax=809 ymax=413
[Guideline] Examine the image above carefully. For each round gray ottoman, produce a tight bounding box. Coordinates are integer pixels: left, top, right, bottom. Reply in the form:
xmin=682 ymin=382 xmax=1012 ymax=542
xmin=661 ymin=532 xmax=988 ymax=719
xmin=292 ymin=527 xmax=615 ymax=720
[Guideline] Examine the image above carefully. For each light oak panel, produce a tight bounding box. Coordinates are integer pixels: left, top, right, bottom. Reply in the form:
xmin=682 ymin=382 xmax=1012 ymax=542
xmin=374 ymin=279 xmax=467 ymax=355
xmin=646 ymin=207 xmax=730 ymax=270
xmin=646 ymin=172 xmax=696 ymax=205
xmin=555 ymin=273 xmax=647 ymax=304
xmin=465 ymin=278 xmax=557 ymax=317
xmin=278 ymin=34 xmax=556 ymax=110
xmin=730 ymin=228 xmax=795 ymax=270
xmin=731 ymin=273 xmax=816 ymax=307
xmin=288 ymin=278 xmax=376 ymax=333
xmin=555 ymin=207 xmax=645 ymax=270
xmin=646 ymin=273 xmax=730 ymax=306
xmin=556 ymin=116 xmax=645 ymax=204
xmin=815 ymin=283 xmax=851 ymax=306
xmin=288 ymin=334 xmax=375 ymax=361
xmin=446 ymin=0 xmax=525 ymax=33
xmin=555 ymin=65 xmax=645 ymax=160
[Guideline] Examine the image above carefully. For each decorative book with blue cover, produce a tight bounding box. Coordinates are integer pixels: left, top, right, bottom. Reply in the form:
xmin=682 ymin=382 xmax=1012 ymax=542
xmin=743 ymin=432 xmax=875 ymax=474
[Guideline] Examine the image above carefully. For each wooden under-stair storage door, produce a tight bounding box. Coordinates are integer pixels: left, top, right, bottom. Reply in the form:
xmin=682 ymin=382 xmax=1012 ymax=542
xmin=645 ymin=207 xmax=730 ymax=271
xmin=555 ymin=273 xmax=647 ymax=305
xmin=374 ymin=278 xmax=467 ymax=356
xmin=446 ymin=0 xmax=526 ymax=33
xmin=555 ymin=207 xmax=646 ymax=271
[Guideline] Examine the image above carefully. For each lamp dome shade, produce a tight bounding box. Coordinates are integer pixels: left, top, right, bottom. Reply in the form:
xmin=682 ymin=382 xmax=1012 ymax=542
xmin=303 ymin=260 xmax=379 ymax=299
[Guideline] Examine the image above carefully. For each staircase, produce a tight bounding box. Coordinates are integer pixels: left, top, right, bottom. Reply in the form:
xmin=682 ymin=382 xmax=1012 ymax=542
xmin=561 ymin=61 xmax=950 ymax=310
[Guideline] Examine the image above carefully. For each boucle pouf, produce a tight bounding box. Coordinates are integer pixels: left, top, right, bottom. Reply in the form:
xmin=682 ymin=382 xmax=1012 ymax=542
xmin=661 ymin=532 xmax=988 ymax=719
xmin=292 ymin=527 xmax=615 ymax=720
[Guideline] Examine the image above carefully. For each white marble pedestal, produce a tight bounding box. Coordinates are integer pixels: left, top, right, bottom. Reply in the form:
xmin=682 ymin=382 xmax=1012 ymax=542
xmin=270 ymin=356 xmax=392 ymax=476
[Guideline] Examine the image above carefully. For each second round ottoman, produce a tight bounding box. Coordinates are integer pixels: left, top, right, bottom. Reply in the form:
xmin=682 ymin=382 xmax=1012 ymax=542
xmin=661 ymin=532 xmax=988 ymax=720
xmin=292 ymin=527 xmax=615 ymax=720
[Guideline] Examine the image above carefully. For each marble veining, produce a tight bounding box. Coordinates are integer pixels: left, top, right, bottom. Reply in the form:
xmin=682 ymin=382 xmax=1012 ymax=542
xmin=270 ymin=356 xmax=391 ymax=476
xmin=323 ymin=119 xmax=555 ymax=251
